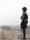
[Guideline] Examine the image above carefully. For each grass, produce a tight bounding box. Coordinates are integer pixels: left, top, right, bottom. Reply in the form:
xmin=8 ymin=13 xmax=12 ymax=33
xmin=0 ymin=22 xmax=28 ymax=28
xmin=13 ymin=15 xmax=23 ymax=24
xmin=0 ymin=31 xmax=30 ymax=39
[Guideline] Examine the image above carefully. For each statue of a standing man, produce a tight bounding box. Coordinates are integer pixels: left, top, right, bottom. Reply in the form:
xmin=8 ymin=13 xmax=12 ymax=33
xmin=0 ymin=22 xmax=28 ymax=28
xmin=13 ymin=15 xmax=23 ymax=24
xmin=21 ymin=7 xmax=28 ymax=39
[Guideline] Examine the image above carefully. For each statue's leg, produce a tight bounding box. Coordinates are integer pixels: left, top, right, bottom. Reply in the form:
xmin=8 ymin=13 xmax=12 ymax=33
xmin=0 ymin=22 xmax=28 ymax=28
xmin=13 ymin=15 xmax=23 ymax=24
xmin=23 ymin=28 xmax=25 ymax=39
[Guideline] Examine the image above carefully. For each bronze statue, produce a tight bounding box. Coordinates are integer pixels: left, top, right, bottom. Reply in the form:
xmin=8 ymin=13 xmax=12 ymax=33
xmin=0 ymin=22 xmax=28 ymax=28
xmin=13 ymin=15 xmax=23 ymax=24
xmin=21 ymin=7 xmax=28 ymax=39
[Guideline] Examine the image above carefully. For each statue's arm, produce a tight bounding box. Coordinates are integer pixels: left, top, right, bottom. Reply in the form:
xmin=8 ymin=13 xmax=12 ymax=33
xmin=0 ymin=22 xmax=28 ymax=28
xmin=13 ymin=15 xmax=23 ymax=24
xmin=21 ymin=16 xmax=23 ymax=19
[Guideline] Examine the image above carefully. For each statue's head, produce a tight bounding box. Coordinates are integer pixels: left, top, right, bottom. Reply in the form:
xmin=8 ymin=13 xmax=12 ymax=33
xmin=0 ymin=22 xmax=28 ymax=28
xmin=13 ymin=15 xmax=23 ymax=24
xmin=22 ymin=7 xmax=27 ymax=12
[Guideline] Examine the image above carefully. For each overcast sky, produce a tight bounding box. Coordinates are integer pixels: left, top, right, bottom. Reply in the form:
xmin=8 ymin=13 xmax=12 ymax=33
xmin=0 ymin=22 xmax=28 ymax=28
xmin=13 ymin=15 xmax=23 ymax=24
xmin=0 ymin=0 xmax=30 ymax=26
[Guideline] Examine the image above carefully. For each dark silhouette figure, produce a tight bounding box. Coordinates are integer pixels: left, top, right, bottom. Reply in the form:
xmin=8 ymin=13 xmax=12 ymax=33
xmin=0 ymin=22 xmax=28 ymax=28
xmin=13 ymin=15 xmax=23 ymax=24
xmin=21 ymin=7 xmax=28 ymax=40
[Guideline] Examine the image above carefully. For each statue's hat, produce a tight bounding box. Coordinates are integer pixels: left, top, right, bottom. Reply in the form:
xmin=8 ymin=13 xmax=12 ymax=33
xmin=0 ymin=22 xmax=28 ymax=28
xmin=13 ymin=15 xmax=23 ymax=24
xmin=22 ymin=7 xmax=27 ymax=11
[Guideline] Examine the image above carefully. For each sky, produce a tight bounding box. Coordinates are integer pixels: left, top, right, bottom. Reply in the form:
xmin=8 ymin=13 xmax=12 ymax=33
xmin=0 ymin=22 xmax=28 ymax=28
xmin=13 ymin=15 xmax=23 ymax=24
xmin=0 ymin=0 xmax=30 ymax=26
